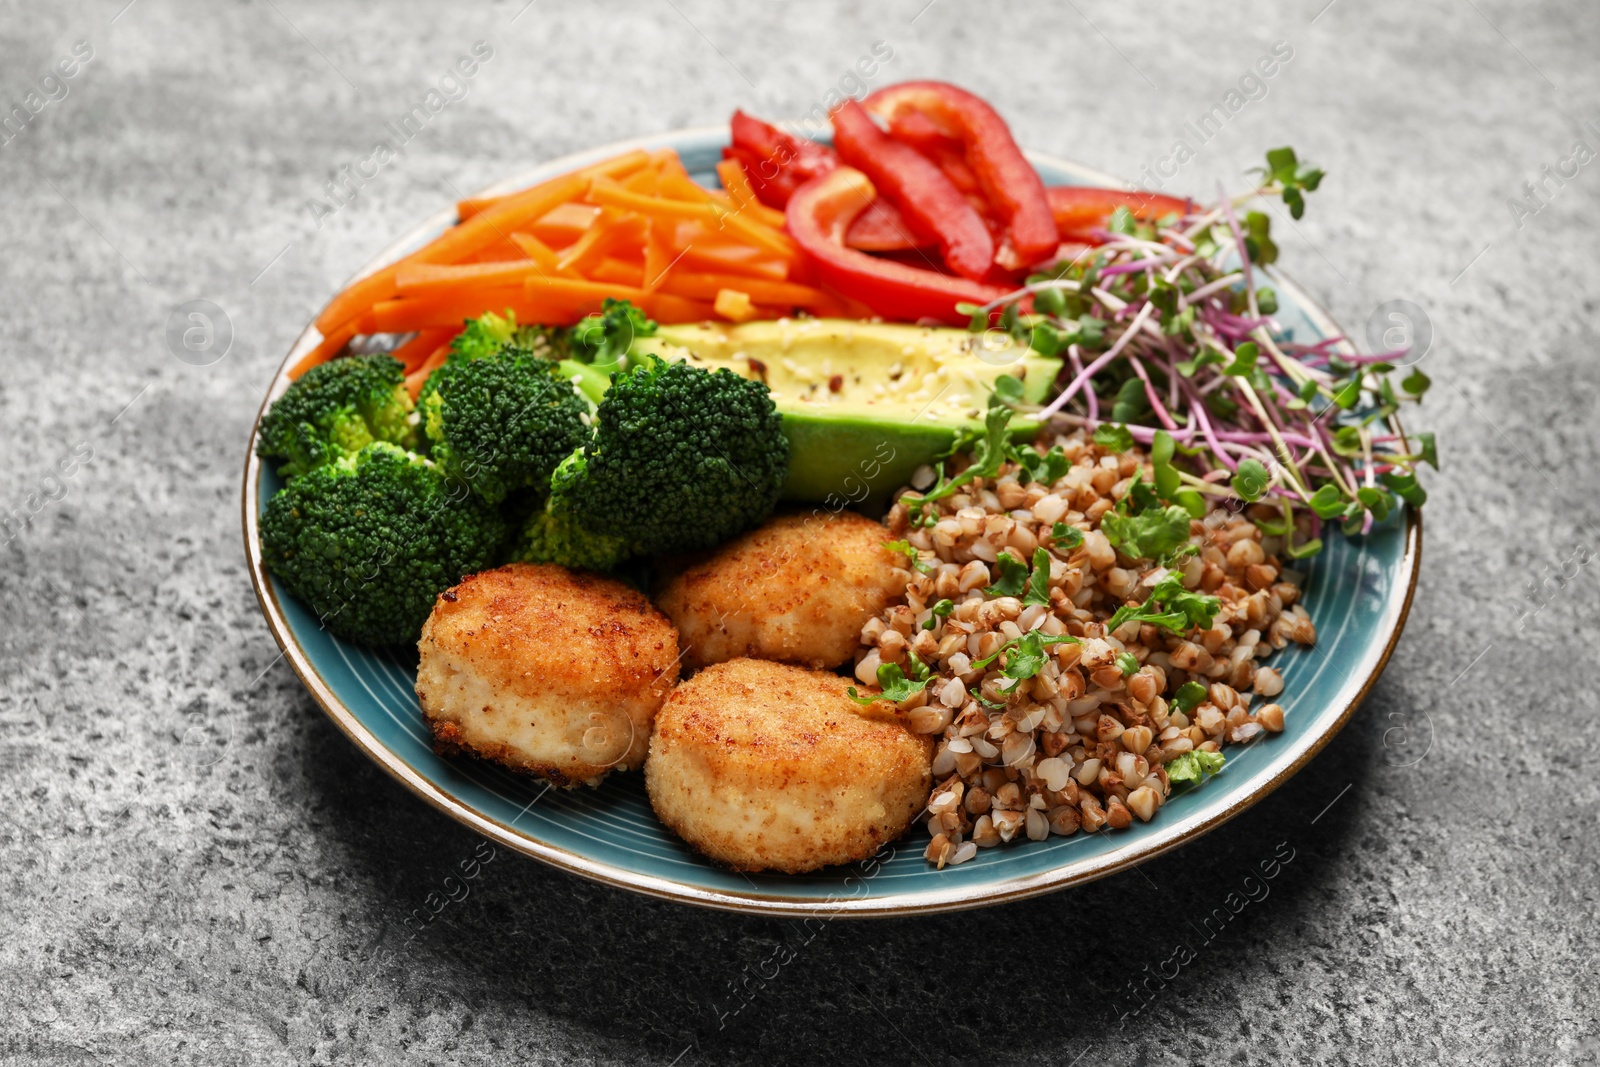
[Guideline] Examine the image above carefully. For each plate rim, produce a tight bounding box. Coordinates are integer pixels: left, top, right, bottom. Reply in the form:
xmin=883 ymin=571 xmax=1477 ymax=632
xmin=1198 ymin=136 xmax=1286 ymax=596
xmin=242 ymin=125 xmax=1423 ymax=917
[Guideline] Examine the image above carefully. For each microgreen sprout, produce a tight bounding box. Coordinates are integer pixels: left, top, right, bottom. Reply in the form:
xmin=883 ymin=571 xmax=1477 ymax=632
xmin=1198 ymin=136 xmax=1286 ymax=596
xmin=969 ymin=147 xmax=1433 ymax=555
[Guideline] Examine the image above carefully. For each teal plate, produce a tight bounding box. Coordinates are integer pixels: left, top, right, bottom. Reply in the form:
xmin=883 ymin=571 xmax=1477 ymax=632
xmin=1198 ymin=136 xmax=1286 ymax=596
xmin=244 ymin=128 xmax=1421 ymax=916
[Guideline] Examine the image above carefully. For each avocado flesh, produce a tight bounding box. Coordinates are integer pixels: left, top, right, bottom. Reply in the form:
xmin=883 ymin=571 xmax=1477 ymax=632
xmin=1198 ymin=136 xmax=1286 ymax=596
xmin=633 ymin=320 xmax=1062 ymax=507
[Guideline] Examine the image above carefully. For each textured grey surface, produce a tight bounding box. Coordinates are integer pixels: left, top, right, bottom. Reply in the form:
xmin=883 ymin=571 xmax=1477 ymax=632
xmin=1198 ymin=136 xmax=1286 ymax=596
xmin=2 ymin=0 xmax=1597 ymax=1063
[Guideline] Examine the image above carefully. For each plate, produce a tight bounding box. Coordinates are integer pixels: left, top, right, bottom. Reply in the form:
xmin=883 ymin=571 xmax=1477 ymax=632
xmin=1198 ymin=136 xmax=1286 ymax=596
xmin=243 ymin=127 xmax=1421 ymax=916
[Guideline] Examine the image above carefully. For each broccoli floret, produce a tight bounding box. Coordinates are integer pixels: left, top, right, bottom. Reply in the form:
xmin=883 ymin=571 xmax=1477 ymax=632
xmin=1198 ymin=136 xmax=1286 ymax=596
xmin=558 ymin=355 xmax=788 ymax=554
xmin=259 ymin=442 xmax=506 ymax=646
xmin=568 ymin=298 xmax=657 ymax=370
xmin=257 ymin=354 xmax=418 ymax=477
xmin=420 ymin=349 xmax=592 ymax=505
xmin=446 ymin=309 xmax=560 ymax=364
xmin=512 ymin=497 xmax=631 ymax=578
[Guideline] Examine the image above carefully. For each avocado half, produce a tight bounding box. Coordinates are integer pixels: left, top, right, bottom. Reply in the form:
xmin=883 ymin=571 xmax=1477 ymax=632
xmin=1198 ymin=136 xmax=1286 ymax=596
xmin=631 ymin=320 xmax=1062 ymax=508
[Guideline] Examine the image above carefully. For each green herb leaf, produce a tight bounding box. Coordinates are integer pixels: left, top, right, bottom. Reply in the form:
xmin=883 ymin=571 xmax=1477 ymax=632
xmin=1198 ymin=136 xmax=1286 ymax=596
xmin=923 ymin=599 xmax=955 ymax=629
xmin=1356 ymin=485 xmax=1393 ymax=522
xmin=884 ymin=539 xmax=934 ymax=574
xmin=1029 ymin=321 xmax=1063 ymax=356
xmin=1243 ymin=211 xmax=1278 ymax=266
xmin=1332 ymin=377 xmax=1362 ymax=409
xmin=1023 ymin=547 xmax=1053 ymax=606
xmin=1052 ymin=522 xmax=1085 ymax=549
xmin=1256 ymin=287 xmax=1278 ymax=315
xmin=1400 ymin=367 xmax=1431 ymax=397
xmin=1033 ymin=286 xmax=1067 ymax=317
xmin=956 ymin=302 xmax=987 ymax=332
xmin=1166 ymin=748 xmax=1225 ymax=787
xmin=1117 ymin=652 xmax=1140 ymax=677
xmin=846 ymin=662 xmax=931 ymax=705
xmin=1016 ymin=444 xmax=1070 ymax=486
xmin=1173 ymin=488 xmax=1207 ymax=519
xmin=994 ymin=630 xmax=1080 ymax=685
xmin=1106 ymin=572 xmax=1221 ymax=635
xmin=1380 ymin=471 xmax=1427 ymax=507
xmin=991 ymin=374 xmax=1025 ymax=406
xmin=1223 ymin=342 xmax=1260 ymax=377
xmin=1112 ymin=377 xmax=1151 ymax=423
xmin=1413 ymin=431 xmax=1439 ymax=470
xmin=984 ymin=551 xmax=1030 ymax=597
xmin=1102 ymin=505 xmax=1194 ymax=562
xmin=1232 ymin=458 xmax=1272 ymax=502
xmin=1094 ymin=423 xmax=1134 ymax=453
xmin=1172 ymin=680 xmax=1208 ymax=712
xmin=1307 ymin=484 xmax=1347 ymax=519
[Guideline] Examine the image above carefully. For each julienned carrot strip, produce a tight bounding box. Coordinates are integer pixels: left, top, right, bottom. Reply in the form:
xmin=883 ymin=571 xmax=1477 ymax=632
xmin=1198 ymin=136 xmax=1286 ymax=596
xmin=591 ymin=257 xmax=645 ymax=286
xmin=558 ymin=212 xmax=647 ymax=274
xmin=553 ymin=207 xmax=618 ymax=273
xmin=643 ymin=219 xmax=670 ymax=292
xmin=524 ymin=276 xmax=648 ymax=302
xmin=507 ymin=231 xmax=571 ymax=275
xmin=642 ymin=292 xmax=718 ymax=323
xmin=314 ymin=150 xmax=648 ymax=334
xmin=713 ymin=159 xmax=788 ymax=229
xmin=404 ymin=343 xmax=452 ymax=400
xmin=391 ymin=327 xmax=454 ymax=372
xmin=376 ymin=296 xmax=585 ymax=332
xmin=657 ymin=272 xmax=834 ymax=309
xmin=456 ymin=196 xmax=498 ymax=220
xmin=676 ymin=243 xmax=788 ymax=281
xmin=588 ymin=177 xmax=798 ymax=259
xmin=370 ymin=288 xmax=525 ymax=332
xmin=527 ymin=202 xmax=600 ymax=245
xmin=287 ymin=313 xmax=374 ymax=379
xmin=395 ymin=261 xmax=551 ymax=295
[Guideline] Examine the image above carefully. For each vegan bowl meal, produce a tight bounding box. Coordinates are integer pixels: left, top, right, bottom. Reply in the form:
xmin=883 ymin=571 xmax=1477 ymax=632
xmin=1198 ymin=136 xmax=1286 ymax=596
xmin=252 ymin=81 xmax=1432 ymax=878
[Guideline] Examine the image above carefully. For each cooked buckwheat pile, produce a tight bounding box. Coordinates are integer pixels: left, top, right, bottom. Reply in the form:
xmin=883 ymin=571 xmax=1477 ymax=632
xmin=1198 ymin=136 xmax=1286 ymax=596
xmin=860 ymin=428 xmax=1317 ymax=868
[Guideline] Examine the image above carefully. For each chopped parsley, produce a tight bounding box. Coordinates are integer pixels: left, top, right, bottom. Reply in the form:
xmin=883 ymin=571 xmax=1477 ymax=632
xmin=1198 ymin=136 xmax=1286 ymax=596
xmin=1106 ymin=572 xmax=1221 ymax=635
xmin=1166 ymin=749 xmax=1225 ymax=787
xmin=984 ymin=551 xmax=1030 ymax=597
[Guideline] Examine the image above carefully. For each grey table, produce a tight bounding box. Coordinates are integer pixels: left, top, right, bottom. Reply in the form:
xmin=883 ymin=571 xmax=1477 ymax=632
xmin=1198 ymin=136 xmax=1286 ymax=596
xmin=2 ymin=1 xmax=1595 ymax=1063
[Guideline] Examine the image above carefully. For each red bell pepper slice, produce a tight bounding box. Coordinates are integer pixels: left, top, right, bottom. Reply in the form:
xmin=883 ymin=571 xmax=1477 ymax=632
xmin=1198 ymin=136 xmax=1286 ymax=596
xmin=845 ymin=196 xmax=932 ymax=252
xmin=1047 ymin=186 xmax=1194 ymax=239
xmin=830 ymin=99 xmax=993 ymax=280
xmin=723 ymin=110 xmax=836 ymax=209
xmin=864 ymin=81 xmax=1057 ymax=267
xmin=786 ymin=166 xmax=1007 ymax=325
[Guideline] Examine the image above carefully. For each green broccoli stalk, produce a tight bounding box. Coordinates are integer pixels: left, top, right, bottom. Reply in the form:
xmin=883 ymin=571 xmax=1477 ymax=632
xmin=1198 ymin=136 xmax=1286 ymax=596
xmin=259 ymin=442 xmax=506 ymax=646
xmin=257 ymin=354 xmax=418 ymax=477
xmin=420 ymin=350 xmax=592 ymax=505
xmin=557 ymin=355 xmax=788 ymax=554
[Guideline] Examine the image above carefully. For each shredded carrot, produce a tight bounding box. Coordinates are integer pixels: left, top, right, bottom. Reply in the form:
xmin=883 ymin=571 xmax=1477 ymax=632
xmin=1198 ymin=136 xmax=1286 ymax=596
xmin=403 ymin=343 xmax=453 ymax=399
xmin=642 ymin=292 xmax=718 ymax=323
xmin=315 ymin=151 xmax=647 ymax=335
xmin=507 ymin=231 xmax=571 ymax=276
xmin=675 ymin=243 xmax=788 ymax=281
xmin=371 ymin=289 xmax=528 ymax=332
xmin=526 ymin=202 xmax=601 ymax=245
xmin=658 ymin=273 xmax=834 ymax=310
xmin=287 ymin=313 xmax=374 ymax=379
xmin=304 ymin=144 xmax=853 ymax=359
xmin=455 ymin=196 xmax=498 ymax=221
xmin=390 ymin=328 xmax=455 ymax=372
xmin=591 ymin=256 xmax=645 ymax=287
xmin=713 ymin=159 xmax=788 ymax=228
